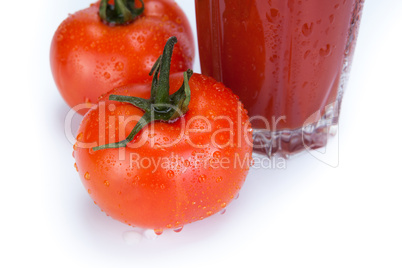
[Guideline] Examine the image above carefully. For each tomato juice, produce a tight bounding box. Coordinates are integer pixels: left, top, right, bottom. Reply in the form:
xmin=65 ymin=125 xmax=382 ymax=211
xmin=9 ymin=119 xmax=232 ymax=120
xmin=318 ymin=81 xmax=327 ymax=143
xmin=195 ymin=0 xmax=364 ymax=155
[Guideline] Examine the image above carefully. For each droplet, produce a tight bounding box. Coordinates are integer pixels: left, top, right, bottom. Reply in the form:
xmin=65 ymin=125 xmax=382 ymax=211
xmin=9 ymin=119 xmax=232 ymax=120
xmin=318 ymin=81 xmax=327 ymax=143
xmin=84 ymin=172 xmax=90 ymax=180
xmin=103 ymin=72 xmax=111 ymax=79
xmin=266 ymin=8 xmax=279 ymax=23
xmin=206 ymin=211 xmax=213 ymax=216
xmin=173 ymin=226 xmax=183 ymax=233
xmin=213 ymin=151 xmax=222 ymax=159
xmin=154 ymin=228 xmax=163 ymax=235
xmin=329 ymin=14 xmax=335 ymax=23
xmin=167 ymin=170 xmax=175 ymax=178
xmin=198 ymin=175 xmax=206 ymax=183
xmin=216 ymin=176 xmax=223 ymax=183
xmin=319 ymin=44 xmax=332 ymax=57
xmin=76 ymin=132 xmax=84 ymax=141
xmin=221 ymin=202 xmax=227 ymax=208
xmin=184 ymin=159 xmax=191 ymax=167
xmin=160 ymin=184 xmax=165 ymax=190
xmin=220 ymin=208 xmax=226 ymax=215
xmin=87 ymin=189 xmax=92 ymax=194
xmin=302 ymin=22 xmax=314 ymax=37
xmin=74 ymin=163 xmax=79 ymax=172
xmin=104 ymin=180 xmax=110 ymax=187
xmin=304 ymin=50 xmax=311 ymax=59
xmin=114 ymin=61 xmax=124 ymax=71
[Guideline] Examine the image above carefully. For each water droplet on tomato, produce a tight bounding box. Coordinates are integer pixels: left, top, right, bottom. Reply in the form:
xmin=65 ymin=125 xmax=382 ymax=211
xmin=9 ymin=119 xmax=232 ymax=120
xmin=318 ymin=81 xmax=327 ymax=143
xmin=206 ymin=211 xmax=213 ymax=216
xmin=184 ymin=159 xmax=191 ymax=167
xmin=104 ymin=180 xmax=110 ymax=187
xmin=216 ymin=176 xmax=223 ymax=183
xmin=198 ymin=175 xmax=206 ymax=183
xmin=77 ymin=132 xmax=84 ymax=141
xmin=167 ymin=170 xmax=175 ymax=178
xmin=84 ymin=172 xmax=90 ymax=180
xmin=221 ymin=202 xmax=227 ymax=208
xmin=114 ymin=62 xmax=124 ymax=72
xmin=154 ymin=228 xmax=163 ymax=235
xmin=103 ymin=72 xmax=111 ymax=79
xmin=74 ymin=163 xmax=79 ymax=172
xmin=87 ymin=189 xmax=92 ymax=194
xmin=213 ymin=151 xmax=222 ymax=159
xmin=173 ymin=226 xmax=183 ymax=233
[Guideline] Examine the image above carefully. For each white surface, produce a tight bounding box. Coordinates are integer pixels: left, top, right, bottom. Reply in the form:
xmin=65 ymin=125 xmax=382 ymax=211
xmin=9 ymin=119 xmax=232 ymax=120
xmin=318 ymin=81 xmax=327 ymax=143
xmin=1 ymin=0 xmax=402 ymax=267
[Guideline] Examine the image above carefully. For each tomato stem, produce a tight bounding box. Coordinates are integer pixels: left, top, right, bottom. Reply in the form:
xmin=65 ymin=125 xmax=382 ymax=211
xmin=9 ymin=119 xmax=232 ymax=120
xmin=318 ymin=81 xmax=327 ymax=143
xmin=99 ymin=0 xmax=144 ymax=25
xmin=92 ymin=37 xmax=193 ymax=151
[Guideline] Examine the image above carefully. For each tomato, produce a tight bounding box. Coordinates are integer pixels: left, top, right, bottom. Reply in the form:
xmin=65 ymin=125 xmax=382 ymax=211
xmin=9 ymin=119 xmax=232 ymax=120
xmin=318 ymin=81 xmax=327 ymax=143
xmin=73 ymin=37 xmax=253 ymax=233
xmin=50 ymin=0 xmax=194 ymax=115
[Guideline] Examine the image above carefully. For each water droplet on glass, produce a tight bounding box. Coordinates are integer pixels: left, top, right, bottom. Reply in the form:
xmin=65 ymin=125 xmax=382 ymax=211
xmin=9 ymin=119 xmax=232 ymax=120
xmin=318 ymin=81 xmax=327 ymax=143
xmin=220 ymin=208 xmax=226 ymax=215
xmin=304 ymin=50 xmax=311 ymax=59
xmin=329 ymin=14 xmax=335 ymax=23
xmin=302 ymin=22 xmax=314 ymax=37
xmin=319 ymin=44 xmax=332 ymax=57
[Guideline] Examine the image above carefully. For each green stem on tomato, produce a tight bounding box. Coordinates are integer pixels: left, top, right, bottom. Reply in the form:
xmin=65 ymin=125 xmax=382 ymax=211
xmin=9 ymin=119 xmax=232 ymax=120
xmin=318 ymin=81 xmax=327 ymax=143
xmin=92 ymin=37 xmax=193 ymax=151
xmin=99 ymin=0 xmax=144 ymax=25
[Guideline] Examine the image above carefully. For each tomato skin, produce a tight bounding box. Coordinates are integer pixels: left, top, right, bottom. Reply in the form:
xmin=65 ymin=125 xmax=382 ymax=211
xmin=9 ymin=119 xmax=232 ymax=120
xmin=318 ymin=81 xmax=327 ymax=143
xmin=50 ymin=0 xmax=194 ymax=115
xmin=73 ymin=73 xmax=253 ymax=230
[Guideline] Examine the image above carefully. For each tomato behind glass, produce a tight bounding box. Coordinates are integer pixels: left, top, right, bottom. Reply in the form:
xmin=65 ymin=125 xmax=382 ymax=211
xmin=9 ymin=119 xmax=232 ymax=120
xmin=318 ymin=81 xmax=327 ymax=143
xmin=50 ymin=0 xmax=194 ymax=115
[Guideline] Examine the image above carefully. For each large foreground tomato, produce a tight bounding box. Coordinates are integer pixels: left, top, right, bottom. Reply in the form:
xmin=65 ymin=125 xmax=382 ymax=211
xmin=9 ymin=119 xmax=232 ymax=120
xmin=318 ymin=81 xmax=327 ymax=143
xmin=73 ymin=38 xmax=253 ymax=233
xmin=50 ymin=0 xmax=194 ymax=115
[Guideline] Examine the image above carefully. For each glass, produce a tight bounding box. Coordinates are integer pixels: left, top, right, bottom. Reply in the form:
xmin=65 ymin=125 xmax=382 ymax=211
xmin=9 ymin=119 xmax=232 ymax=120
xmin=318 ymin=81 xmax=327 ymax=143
xmin=195 ymin=0 xmax=364 ymax=157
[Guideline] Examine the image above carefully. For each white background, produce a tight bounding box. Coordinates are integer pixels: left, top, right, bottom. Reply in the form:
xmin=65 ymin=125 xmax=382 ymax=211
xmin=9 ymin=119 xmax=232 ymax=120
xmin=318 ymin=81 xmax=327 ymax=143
xmin=1 ymin=0 xmax=402 ymax=267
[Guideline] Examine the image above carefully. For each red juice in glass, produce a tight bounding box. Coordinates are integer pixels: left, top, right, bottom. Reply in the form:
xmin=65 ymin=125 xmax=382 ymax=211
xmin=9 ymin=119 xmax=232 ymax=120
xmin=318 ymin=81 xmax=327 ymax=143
xmin=195 ymin=0 xmax=364 ymax=157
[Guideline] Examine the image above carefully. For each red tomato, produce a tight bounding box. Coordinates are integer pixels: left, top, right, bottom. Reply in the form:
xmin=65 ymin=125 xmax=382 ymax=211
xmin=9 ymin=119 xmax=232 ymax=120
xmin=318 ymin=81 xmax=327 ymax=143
xmin=73 ymin=71 xmax=253 ymax=233
xmin=50 ymin=0 xmax=194 ymax=115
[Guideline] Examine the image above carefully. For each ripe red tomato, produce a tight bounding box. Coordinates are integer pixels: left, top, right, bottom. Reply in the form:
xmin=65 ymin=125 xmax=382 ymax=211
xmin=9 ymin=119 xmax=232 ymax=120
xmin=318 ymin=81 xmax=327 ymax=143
xmin=50 ymin=0 xmax=194 ymax=115
xmin=73 ymin=65 xmax=253 ymax=232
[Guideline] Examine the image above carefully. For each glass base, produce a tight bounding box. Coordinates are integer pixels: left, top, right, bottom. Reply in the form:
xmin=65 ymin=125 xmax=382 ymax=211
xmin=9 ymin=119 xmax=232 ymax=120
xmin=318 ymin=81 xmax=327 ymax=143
xmin=252 ymin=102 xmax=340 ymax=159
